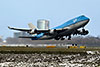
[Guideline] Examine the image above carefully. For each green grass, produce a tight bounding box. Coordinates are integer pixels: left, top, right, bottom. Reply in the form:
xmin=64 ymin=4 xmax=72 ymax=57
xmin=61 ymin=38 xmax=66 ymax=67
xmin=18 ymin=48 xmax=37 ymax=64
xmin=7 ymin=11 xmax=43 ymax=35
xmin=0 ymin=47 xmax=100 ymax=54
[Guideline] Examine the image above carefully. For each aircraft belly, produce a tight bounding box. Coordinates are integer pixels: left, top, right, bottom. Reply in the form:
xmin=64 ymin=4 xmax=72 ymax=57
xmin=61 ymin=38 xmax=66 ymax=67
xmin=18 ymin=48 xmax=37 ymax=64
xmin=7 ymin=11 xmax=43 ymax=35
xmin=38 ymin=36 xmax=53 ymax=40
xmin=58 ymin=29 xmax=72 ymax=36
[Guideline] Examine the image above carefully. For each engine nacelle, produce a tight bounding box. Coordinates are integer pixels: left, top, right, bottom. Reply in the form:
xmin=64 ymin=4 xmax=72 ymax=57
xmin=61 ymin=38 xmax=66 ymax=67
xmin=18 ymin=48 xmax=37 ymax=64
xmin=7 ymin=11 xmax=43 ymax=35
xmin=80 ymin=30 xmax=89 ymax=35
xmin=49 ymin=29 xmax=56 ymax=35
xmin=30 ymin=29 xmax=37 ymax=34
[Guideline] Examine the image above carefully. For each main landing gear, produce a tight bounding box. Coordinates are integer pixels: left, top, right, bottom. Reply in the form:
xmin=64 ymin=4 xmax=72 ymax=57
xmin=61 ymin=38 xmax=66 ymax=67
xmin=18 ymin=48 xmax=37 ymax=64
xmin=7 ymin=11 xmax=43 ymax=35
xmin=68 ymin=35 xmax=71 ymax=40
xmin=55 ymin=37 xmax=65 ymax=40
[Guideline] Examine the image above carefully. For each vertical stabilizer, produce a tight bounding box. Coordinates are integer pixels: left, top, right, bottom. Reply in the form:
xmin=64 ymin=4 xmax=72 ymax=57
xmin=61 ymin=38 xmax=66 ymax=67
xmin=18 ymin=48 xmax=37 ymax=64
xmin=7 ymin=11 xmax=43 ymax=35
xmin=28 ymin=23 xmax=37 ymax=29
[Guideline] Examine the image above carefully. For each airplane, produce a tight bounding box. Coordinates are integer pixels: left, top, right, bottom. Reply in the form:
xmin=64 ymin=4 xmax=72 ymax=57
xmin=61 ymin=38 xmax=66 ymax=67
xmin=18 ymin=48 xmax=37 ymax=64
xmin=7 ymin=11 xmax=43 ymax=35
xmin=8 ymin=15 xmax=90 ymax=40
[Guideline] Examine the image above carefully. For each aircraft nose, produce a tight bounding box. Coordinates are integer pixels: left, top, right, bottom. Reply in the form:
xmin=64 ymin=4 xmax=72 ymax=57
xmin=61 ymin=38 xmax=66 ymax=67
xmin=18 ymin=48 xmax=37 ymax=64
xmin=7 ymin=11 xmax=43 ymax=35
xmin=87 ymin=19 xmax=90 ymax=23
xmin=84 ymin=19 xmax=90 ymax=26
xmin=85 ymin=19 xmax=90 ymax=24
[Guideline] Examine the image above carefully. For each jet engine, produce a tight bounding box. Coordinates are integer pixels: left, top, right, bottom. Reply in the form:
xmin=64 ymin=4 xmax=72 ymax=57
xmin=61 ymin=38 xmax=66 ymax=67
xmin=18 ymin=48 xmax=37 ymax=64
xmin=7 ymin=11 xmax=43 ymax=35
xmin=79 ymin=29 xmax=89 ymax=35
xmin=29 ymin=29 xmax=37 ymax=34
xmin=49 ymin=29 xmax=56 ymax=35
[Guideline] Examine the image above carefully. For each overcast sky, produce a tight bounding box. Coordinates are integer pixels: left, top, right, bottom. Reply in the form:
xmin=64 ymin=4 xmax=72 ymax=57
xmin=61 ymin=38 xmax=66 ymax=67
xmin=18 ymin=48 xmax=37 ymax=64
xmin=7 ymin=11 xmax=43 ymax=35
xmin=0 ymin=0 xmax=100 ymax=39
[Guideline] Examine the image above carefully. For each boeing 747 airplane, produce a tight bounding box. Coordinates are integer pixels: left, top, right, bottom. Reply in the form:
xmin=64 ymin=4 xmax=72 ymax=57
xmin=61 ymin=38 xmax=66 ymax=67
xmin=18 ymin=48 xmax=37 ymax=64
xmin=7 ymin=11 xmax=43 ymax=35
xmin=8 ymin=15 xmax=90 ymax=40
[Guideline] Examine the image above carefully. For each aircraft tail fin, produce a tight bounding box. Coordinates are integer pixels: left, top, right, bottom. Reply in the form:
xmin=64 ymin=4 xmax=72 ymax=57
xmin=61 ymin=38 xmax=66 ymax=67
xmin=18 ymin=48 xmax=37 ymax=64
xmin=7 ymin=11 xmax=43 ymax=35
xmin=28 ymin=23 xmax=37 ymax=29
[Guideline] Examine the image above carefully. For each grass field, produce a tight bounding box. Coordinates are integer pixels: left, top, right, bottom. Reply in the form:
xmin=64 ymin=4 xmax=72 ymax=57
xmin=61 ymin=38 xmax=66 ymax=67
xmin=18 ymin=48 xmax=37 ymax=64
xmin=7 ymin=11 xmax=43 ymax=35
xmin=0 ymin=46 xmax=100 ymax=54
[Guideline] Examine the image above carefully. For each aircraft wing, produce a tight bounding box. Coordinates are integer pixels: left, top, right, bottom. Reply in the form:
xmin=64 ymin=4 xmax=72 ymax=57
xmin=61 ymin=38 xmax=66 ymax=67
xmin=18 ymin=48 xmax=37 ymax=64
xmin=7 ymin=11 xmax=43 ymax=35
xmin=30 ymin=28 xmax=68 ymax=34
xmin=8 ymin=26 xmax=31 ymax=32
xmin=8 ymin=26 xmax=69 ymax=34
xmin=19 ymin=36 xmax=36 ymax=38
xmin=56 ymin=27 xmax=69 ymax=31
xmin=37 ymin=27 xmax=69 ymax=32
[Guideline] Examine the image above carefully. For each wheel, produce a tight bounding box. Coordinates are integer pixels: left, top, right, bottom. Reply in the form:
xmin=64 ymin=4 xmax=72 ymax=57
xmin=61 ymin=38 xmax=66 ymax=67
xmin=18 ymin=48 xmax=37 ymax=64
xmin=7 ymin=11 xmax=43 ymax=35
xmin=61 ymin=38 xmax=65 ymax=40
xmin=55 ymin=37 xmax=60 ymax=40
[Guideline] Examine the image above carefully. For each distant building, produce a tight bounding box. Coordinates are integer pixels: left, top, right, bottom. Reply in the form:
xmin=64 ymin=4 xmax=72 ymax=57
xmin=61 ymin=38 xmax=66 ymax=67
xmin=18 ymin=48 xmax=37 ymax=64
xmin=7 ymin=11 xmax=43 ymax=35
xmin=14 ymin=32 xmax=20 ymax=38
xmin=14 ymin=32 xmax=29 ymax=38
xmin=0 ymin=36 xmax=3 ymax=39
xmin=37 ymin=19 xmax=49 ymax=29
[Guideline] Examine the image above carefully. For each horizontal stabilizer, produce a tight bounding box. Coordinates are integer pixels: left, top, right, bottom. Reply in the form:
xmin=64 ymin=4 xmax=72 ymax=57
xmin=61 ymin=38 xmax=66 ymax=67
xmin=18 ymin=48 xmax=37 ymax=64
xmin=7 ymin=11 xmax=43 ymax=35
xmin=8 ymin=26 xmax=31 ymax=32
xmin=19 ymin=36 xmax=36 ymax=38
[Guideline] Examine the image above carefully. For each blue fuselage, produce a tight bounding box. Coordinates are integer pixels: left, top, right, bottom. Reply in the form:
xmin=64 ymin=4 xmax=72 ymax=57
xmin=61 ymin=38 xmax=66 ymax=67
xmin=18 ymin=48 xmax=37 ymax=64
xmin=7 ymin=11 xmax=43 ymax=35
xmin=31 ymin=15 xmax=90 ymax=40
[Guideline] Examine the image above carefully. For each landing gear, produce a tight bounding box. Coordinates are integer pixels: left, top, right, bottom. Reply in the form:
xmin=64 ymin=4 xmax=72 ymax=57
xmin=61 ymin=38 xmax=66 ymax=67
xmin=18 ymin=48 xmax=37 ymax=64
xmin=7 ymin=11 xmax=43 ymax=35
xmin=61 ymin=37 xmax=65 ymax=40
xmin=55 ymin=35 xmax=71 ymax=40
xmin=55 ymin=37 xmax=65 ymax=40
xmin=81 ymin=28 xmax=89 ymax=35
xmin=55 ymin=37 xmax=60 ymax=40
xmin=82 ymin=28 xmax=85 ymax=32
xmin=68 ymin=35 xmax=71 ymax=40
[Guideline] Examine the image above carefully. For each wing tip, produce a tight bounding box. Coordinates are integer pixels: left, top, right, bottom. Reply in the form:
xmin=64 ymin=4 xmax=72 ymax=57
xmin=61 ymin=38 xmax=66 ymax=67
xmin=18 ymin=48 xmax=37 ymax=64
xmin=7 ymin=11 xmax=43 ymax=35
xmin=8 ymin=26 xmax=11 ymax=29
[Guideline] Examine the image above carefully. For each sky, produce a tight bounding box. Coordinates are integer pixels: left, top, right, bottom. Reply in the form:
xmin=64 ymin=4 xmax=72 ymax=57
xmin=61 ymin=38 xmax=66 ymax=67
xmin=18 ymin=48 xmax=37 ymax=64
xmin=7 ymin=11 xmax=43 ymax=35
xmin=0 ymin=0 xmax=100 ymax=39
